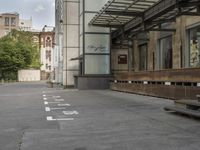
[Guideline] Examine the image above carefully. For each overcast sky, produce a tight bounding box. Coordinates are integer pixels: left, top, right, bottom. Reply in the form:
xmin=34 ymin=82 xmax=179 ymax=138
xmin=0 ymin=0 xmax=55 ymax=30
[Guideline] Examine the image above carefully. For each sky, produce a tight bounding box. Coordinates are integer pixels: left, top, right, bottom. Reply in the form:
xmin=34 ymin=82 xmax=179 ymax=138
xmin=0 ymin=0 xmax=55 ymax=30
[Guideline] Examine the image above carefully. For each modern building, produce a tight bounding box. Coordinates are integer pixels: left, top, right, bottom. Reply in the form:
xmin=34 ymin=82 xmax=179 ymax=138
xmin=92 ymin=0 xmax=200 ymax=100
xmin=19 ymin=18 xmax=33 ymax=31
xmin=55 ymin=0 xmax=111 ymax=89
xmin=55 ymin=0 xmax=200 ymax=99
xmin=40 ymin=26 xmax=55 ymax=80
xmin=0 ymin=12 xmax=19 ymax=38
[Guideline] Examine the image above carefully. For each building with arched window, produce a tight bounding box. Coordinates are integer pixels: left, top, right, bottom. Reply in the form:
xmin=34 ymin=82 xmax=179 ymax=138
xmin=40 ymin=26 xmax=55 ymax=80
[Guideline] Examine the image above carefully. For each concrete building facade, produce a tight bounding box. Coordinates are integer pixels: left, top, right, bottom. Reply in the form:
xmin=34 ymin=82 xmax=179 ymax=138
xmin=0 ymin=12 xmax=19 ymax=38
xmin=55 ymin=0 xmax=111 ymax=88
xmin=54 ymin=0 xmax=200 ymax=99
xmin=54 ymin=0 xmax=64 ymax=84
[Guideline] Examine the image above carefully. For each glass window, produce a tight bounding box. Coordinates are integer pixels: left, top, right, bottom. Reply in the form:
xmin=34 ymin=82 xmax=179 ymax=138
xmin=139 ymin=44 xmax=147 ymax=71
xmin=5 ymin=17 xmax=9 ymax=26
xmin=85 ymin=55 xmax=110 ymax=74
xmin=189 ymin=26 xmax=200 ymax=68
xmin=46 ymin=37 xmax=52 ymax=47
xmin=11 ymin=17 xmax=16 ymax=26
xmin=159 ymin=36 xmax=173 ymax=69
xmin=85 ymin=34 xmax=110 ymax=54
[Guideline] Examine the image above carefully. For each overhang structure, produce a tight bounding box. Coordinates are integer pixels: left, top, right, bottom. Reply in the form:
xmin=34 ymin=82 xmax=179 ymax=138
xmin=89 ymin=0 xmax=200 ymax=39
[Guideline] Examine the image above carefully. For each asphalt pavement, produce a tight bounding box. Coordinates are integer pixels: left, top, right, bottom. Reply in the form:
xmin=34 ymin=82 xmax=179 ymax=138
xmin=0 ymin=82 xmax=200 ymax=150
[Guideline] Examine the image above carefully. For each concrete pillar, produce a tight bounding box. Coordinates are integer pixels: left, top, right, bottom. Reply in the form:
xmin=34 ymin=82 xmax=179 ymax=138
xmin=128 ymin=39 xmax=133 ymax=72
xmin=62 ymin=0 xmax=67 ymax=88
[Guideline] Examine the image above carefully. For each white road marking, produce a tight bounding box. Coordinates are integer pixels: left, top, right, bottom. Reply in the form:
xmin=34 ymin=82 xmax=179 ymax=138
xmin=55 ymin=99 xmax=64 ymax=102
xmin=58 ymin=103 xmax=71 ymax=107
xmin=45 ymin=107 xmax=66 ymax=112
xmin=53 ymin=96 xmax=61 ymax=98
xmin=47 ymin=116 xmax=74 ymax=121
xmin=51 ymin=107 xmax=66 ymax=110
xmin=63 ymin=111 xmax=79 ymax=115
xmin=45 ymin=107 xmax=51 ymax=112
xmin=45 ymin=101 xmax=60 ymax=105
xmin=43 ymin=97 xmax=47 ymax=100
xmin=43 ymin=95 xmax=46 ymax=97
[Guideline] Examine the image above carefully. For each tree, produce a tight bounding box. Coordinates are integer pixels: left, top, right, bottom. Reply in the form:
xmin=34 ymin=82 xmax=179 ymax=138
xmin=0 ymin=29 xmax=41 ymax=80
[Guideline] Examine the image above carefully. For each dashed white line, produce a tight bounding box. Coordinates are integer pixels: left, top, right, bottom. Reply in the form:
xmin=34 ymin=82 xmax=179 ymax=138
xmin=43 ymin=95 xmax=46 ymax=97
xmin=43 ymin=97 xmax=47 ymax=100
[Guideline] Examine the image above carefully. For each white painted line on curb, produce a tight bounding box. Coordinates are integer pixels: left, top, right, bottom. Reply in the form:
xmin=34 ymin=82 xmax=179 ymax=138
xmin=47 ymin=116 xmax=74 ymax=121
xmin=58 ymin=103 xmax=71 ymax=107
xmin=45 ymin=107 xmax=51 ymax=112
xmin=63 ymin=111 xmax=79 ymax=115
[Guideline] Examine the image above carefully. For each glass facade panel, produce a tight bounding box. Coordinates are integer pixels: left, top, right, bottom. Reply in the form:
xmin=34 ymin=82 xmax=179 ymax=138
xmin=189 ymin=26 xmax=200 ymax=68
xmin=85 ymin=0 xmax=108 ymax=11
xmin=139 ymin=44 xmax=147 ymax=71
xmin=159 ymin=36 xmax=173 ymax=69
xmin=85 ymin=55 xmax=110 ymax=74
xmin=85 ymin=34 xmax=110 ymax=54
xmin=85 ymin=13 xmax=110 ymax=33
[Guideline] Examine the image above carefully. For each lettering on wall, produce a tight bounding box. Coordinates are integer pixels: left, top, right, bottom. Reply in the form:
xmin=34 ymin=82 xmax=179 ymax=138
xmin=87 ymin=45 xmax=107 ymax=53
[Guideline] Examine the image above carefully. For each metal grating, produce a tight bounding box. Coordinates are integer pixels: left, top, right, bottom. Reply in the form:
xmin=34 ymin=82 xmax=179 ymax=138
xmin=89 ymin=0 xmax=159 ymax=28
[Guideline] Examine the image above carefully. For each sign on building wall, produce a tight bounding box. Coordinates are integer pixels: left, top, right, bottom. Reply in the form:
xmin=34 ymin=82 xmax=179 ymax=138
xmin=118 ymin=54 xmax=127 ymax=64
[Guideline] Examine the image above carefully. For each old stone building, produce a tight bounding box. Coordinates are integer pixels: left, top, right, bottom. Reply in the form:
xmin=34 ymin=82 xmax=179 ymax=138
xmin=0 ymin=12 xmax=19 ymax=38
xmin=40 ymin=26 xmax=55 ymax=80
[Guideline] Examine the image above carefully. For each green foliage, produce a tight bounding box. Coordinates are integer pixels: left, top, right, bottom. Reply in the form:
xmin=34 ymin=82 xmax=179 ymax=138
xmin=0 ymin=29 xmax=41 ymax=80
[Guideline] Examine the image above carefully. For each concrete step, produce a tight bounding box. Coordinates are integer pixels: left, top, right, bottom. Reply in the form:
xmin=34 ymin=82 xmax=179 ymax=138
xmin=164 ymin=106 xmax=200 ymax=118
xmin=175 ymin=100 xmax=200 ymax=106
xmin=175 ymin=100 xmax=200 ymax=110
